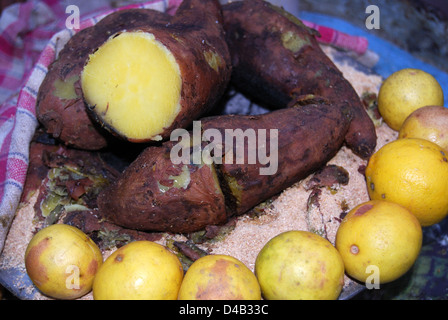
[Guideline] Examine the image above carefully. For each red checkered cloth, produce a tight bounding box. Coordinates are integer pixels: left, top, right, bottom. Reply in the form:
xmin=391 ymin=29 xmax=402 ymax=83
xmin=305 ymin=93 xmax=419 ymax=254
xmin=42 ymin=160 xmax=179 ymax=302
xmin=0 ymin=0 xmax=369 ymax=254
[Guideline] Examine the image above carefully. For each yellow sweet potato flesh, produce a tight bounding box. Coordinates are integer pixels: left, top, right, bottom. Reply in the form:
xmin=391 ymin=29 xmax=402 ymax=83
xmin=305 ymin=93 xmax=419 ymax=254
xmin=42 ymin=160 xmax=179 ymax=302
xmin=81 ymin=32 xmax=182 ymax=141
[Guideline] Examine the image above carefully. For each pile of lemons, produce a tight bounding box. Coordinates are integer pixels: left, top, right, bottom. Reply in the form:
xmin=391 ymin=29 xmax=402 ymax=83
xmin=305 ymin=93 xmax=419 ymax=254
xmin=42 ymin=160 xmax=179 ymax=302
xmin=337 ymin=68 xmax=447 ymax=287
xmin=24 ymin=225 xmax=342 ymax=300
xmin=24 ymin=68 xmax=447 ymax=301
xmin=372 ymin=68 xmax=447 ymax=228
xmin=24 ymin=225 xmax=262 ymax=300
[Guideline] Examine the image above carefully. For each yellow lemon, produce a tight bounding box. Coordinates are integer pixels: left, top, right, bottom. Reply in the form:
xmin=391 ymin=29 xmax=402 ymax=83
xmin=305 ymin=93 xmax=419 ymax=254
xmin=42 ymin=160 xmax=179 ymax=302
xmin=24 ymin=224 xmax=103 ymax=299
xmin=178 ymin=254 xmax=261 ymax=300
xmin=365 ymin=138 xmax=448 ymax=226
xmin=378 ymin=68 xmax=444 ymax=131
xmin=254 ymin=230 xmax=344 ymax=300
xmin=335 ymin=200 xmax=422 ymax=284
xmin=399 ymin=105 xmax=448 ymax=151
xmin=92 ymin=241 xmax=183 ymax=300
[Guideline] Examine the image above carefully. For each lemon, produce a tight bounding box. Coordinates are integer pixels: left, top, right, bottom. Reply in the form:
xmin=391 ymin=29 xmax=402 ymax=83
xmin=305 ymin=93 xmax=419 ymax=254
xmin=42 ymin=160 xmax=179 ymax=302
xmin=399 ymin=105 xmax=448 ymax=151
xmin=24 ymin=224 xmax=103 ymax=299
xmin=335 ymin=200 xmax=422 ymax=284
xmin=365 ymin=138 xmax=448 ymax=226
xmin=178 ymin=254 xmax=261 ymax=300
xmin=254 ymin=230 xmax=344 ymax=300
xmin=378 ymin=68 xmax=444 ymax=131
xmin=92 ymin=241 xmax=183 ymax=300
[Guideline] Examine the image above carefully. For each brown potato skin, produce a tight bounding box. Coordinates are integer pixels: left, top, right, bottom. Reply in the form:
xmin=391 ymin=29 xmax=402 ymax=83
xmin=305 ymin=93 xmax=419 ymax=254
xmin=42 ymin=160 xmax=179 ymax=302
xmin=97 ymin=141 xmax=228 ymax=233
xmin=36 ymin=26 xmax=108 ymax=150
xmin=201 ymin=101 xmax=352 ymax=215
xmin=222 ymin=0 xmax=376 ymax=159
xmin=98 ymin=101 xmax=351 ymax=233
xmin=36 ymin=9 xmax=170 ymax=150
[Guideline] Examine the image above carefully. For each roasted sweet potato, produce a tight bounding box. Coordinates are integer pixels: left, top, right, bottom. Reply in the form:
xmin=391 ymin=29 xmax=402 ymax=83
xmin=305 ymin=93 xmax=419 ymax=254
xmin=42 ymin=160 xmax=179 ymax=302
xmin=36 ymin=9 xmax=169 ymax=150
xmin=221 ymin=0 xmax=377 ymax=159
xmin=97 ymin=99 xmax=351 ymax=233
xmin=37 ymin=0 xmax=232 ymax=147
xmin=81 ymin=0 xmax=231 ymax=143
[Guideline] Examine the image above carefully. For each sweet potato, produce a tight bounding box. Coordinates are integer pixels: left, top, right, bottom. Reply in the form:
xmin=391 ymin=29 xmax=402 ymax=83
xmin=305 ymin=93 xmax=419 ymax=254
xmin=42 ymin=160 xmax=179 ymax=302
xmin=97 ymin=98 xmax=351 ymax=233
xmin=97 ymin=140 xmax=228 ymax=233
xmin=221 ymin=0 xmax=377 ymax=159
xmin=201 ymin=98 xmax=351 ymax=216
xmin=37 ymin=0 xmax=232 ymax=147
xmin=81 ymin=0 xmax=231 ymax=143
xmin=36 ymin=9 xmax=169 ymax=150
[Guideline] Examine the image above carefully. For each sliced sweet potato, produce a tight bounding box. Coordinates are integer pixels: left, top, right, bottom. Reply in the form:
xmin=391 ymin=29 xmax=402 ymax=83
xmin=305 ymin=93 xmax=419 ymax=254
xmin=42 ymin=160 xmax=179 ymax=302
xmin=36 ymin=9 xmax=170 ymax=150
xmin=37 ymin=0 xmax=232 ymax=148
xmin=81 ymin=0 xmax=232 ymax=143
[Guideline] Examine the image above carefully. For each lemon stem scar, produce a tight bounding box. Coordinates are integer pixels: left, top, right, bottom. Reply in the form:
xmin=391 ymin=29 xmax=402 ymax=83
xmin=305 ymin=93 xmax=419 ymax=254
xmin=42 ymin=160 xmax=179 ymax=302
xmin=81 ymin=31 xmax=182 ymax=141
xmin=350 ymin=244 xmax=359 ymax=255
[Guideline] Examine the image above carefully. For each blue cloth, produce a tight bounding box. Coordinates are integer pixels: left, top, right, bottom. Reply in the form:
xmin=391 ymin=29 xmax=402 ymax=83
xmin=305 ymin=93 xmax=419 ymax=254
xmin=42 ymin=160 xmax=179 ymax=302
xmin=299 ymin=11 xmax=448 ymax=107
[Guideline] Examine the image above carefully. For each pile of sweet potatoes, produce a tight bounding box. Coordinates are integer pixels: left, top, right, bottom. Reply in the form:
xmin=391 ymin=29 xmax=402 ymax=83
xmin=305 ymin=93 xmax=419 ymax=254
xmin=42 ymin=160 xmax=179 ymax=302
xmin=35 ymin=0 xmax=377 ymax=233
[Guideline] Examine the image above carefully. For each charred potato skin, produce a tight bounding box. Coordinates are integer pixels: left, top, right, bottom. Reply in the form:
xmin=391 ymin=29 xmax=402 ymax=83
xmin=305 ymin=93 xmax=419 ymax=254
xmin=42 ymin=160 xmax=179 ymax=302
xmin=222 ymin=0 xmax=377 ymax=159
